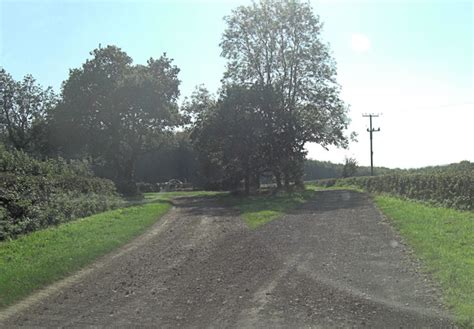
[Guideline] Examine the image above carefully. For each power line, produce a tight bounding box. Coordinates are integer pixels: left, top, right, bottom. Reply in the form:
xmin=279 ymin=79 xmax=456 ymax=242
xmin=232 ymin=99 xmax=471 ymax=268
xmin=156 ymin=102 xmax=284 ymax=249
xmin=362 ymin=113 xmax=381 ymax=176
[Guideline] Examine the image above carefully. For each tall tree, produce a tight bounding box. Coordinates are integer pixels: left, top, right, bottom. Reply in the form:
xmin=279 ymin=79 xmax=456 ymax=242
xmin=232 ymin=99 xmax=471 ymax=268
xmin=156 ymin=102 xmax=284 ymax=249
xmin=53 ymin=46 xmax=181 ymax=186
xmin=0 ymin=68 xmax=57 ymax=153
xmin=187 ymin=85 xmax=266 ymax=193
xmin=134 ymin=131 xmax=200 ymax=185
xmin=342 ymin=156 xmax=358 ymax=178
xmin=220 ymin=0 xmax=351 ymax=187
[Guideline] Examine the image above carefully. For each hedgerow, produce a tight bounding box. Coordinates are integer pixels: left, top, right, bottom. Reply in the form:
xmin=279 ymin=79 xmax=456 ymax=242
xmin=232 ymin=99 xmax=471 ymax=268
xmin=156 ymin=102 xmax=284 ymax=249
xmin=0 ymin=146 xmax=122 ymax=240
xmin=326 ymin=173 xmax=473 ymax=211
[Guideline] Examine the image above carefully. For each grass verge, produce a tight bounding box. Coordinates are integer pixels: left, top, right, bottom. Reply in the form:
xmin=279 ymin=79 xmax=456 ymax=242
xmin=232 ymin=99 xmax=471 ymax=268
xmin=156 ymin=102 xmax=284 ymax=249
xmin=145 ymin=189 xmax=312 ymax=229
xmin=374 ymin=195 xmax=473 ymax=328
xmin=224 ymin=189 xmax=317 ymax=229
xmin=0 ymin=201 xmax=171 ymax=309
xmin=144 ymin=190 xmax=227 ymax=202
xmin=305 ymin=182 xmax=364 ymax=193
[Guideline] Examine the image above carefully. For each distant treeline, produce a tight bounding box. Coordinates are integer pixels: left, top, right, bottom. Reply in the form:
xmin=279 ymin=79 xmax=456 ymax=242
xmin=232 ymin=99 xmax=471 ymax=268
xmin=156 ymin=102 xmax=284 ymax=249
xmin=304 ymin=159 xmax=473 ymax=181
xmin=404 ymin=161 xmax=473 ymax=175
xmin=304 ymin=159 xmax=394 ymax=180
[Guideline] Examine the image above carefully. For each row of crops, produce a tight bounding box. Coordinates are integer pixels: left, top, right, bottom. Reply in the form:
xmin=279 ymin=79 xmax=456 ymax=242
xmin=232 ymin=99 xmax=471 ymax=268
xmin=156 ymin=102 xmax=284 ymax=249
xmin=316 ymin=172 xmax=473 ymax=211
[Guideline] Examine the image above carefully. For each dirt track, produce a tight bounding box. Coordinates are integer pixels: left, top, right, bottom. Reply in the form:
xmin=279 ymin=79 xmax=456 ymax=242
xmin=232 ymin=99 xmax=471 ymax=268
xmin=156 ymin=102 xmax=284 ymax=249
xmin=0 ymin=190 xmax=455 ymax=328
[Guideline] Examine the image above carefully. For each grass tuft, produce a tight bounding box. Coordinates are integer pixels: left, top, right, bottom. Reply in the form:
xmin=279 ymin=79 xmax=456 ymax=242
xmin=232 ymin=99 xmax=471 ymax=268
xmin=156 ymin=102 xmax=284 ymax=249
xmin=144 ymin=190 xmax=228 ymax=202
xmin=224 ymin=190 xmax=316 ymax=229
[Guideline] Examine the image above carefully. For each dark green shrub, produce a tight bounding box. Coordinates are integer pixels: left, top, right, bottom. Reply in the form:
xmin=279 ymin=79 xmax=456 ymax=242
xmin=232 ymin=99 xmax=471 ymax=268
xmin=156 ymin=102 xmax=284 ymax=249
xmin=115 ymin=180 xmax=141 ymax=197
xmin=137 ymin=182 xmax=161 ymax=193
xmin=334 ymin=173 xmax=473 ymax=211
xmin=310 ymin=178 xmax=337 ymax=187
xmin=0 ymin=147 xmax=123 ymax=240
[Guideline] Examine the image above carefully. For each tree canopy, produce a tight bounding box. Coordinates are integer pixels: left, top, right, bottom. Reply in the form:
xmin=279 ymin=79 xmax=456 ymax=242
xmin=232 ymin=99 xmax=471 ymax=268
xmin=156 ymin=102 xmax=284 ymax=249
xmin=188 ymin=85 xmax=268 ymax=192
xmin=52 ymin=46 xmax=181 ymax=185
xmin=191 ymin=0 xmax=351 ymax=190
xmin=1 ymin=0 xmax=355 ymax=195
xmin=0 ymin=69 xmax=57 ymax=154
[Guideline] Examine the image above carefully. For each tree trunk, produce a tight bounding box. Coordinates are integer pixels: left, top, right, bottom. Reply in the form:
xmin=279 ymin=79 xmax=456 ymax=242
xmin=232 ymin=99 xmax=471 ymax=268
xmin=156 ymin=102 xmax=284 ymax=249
xmin=294 ymin=174 xmax=304 ymax=190
xmin=254 ymin=172 xmax=261 ymax=190
xmin=244 ymin=171 xmax=250 ymax=196
xmin=275 ymin=171 xmax=282 ymax=189
xmin=122 ymin=156 xmax=136 ymax=182
xmin=284 ymin=170 xmax=290 ymax=191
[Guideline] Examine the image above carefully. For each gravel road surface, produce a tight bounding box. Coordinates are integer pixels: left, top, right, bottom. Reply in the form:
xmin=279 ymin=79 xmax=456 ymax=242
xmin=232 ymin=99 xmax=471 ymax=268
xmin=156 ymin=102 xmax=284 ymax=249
xmin=0 ymin=190 xmax=455 ymax=328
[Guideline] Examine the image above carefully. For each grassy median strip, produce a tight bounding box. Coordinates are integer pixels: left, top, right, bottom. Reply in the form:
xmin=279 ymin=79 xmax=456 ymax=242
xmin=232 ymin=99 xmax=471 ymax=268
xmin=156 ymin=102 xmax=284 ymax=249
xmin=144 ymin=190 xmax=227 ymax=202
xmin=0 ymin=201 xmax=171 ymax=309
xmin=374 ymin=196 xmax=473 ymax=328
xmin=225 ymin=190 xmax=317 ymax=229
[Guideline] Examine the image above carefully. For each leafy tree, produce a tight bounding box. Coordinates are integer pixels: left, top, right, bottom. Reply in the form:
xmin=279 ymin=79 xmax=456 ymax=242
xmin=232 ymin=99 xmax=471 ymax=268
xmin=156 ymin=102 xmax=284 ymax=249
xmin=342 ymin=156 xmax=358 ymax=178
xmin=220 ymin=0 xmax=351 ymax=187
xmin=182 ymin=87 xmax=221 ymax=187
xmin=134 ymin=131 xmax=200 ymax=185
xmin=0 ymin=68 xmax=57 ymax=153
xmin=188 ymin=85 xmax=267 ymax=193
xmin=52 ymin=46 xmax=181 ymax=187
xmin=182 ymin=84 xmax=216 ymax=127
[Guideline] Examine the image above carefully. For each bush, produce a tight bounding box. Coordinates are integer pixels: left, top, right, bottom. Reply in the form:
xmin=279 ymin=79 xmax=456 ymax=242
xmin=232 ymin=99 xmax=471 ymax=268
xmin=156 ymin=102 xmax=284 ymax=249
xmin=0 ymin=146 xmax=122 ymax=240
xmin=309 ymin=178 xmax=337 ymax=187
xmin=137 ymin=182 xmax=161 ymax=193
xmin=331 ymin=173 xmax=473 ymax=211
xmin=114 ymin=180 xmax=142 ymax=197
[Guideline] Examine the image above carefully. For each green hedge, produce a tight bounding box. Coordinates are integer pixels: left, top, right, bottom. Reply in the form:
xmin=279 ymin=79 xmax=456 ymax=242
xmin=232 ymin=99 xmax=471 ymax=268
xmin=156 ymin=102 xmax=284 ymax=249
xmin=0 ymin=147 xmax=122 ymax=240
xmin=330 ymin=173 xmax=473 ymax=211
xmin=137 ymin=182 xmax=161 ymax=193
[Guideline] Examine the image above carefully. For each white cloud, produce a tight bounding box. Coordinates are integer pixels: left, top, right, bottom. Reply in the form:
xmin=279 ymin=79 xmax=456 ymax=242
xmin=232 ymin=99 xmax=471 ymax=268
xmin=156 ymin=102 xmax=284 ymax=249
xmin=351 ymin=33 xmax=371 ymax=53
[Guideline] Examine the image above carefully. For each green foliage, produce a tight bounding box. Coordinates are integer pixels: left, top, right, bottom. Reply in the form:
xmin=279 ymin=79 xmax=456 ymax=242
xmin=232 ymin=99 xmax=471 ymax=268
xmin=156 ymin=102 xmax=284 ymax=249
xmin=137 ymin=182 xmax=161 ymax=193
xmin=144 ymin=190 xmax=227 ymax=202
xmin=51 ymin=45 xmax=181 ymax=187
xmin=304 ymin=159 xmax=396 ymax=180
xmin=342 ymin=156 xmax=358 ymax=178
xmin=223 ymin=189 xmax=317 ymax=229
xmin=406 ymin=160 xmax=474 ymax=175
xmin=0 ymin=202 xmax=170 ymax=308
xmin=306 ymin=159 xmax=472 ymax=179
xmin=216 ymin=0 xmax=351 ymax=188
xmin=134 ymin=131 xmax=201 ymax=186
xmin=304 ymin=160 xmax=343 ymax=179
xmin=189 ymin=85 xmax=268 ymax=192
xmin=334 ymin=173 xmax=473 ymax=211
xmin=375 ymin=196 xmax=473 ymax=327
xmin=0 ymin=68 xmax=58 ymax=154
xmin=0 ymin=146 xmax=122 ymax=240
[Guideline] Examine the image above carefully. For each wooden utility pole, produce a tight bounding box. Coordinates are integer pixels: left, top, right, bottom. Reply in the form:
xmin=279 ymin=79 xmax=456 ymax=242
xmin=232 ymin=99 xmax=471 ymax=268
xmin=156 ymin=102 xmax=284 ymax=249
xmin=363 ymin=114 xmax=380 ymax=176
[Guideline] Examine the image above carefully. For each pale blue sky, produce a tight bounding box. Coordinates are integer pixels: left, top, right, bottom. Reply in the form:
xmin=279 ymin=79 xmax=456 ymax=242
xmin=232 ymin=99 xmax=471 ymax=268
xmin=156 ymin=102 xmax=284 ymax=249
xmin=1 ymin=0 xmax=473 ymax=168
